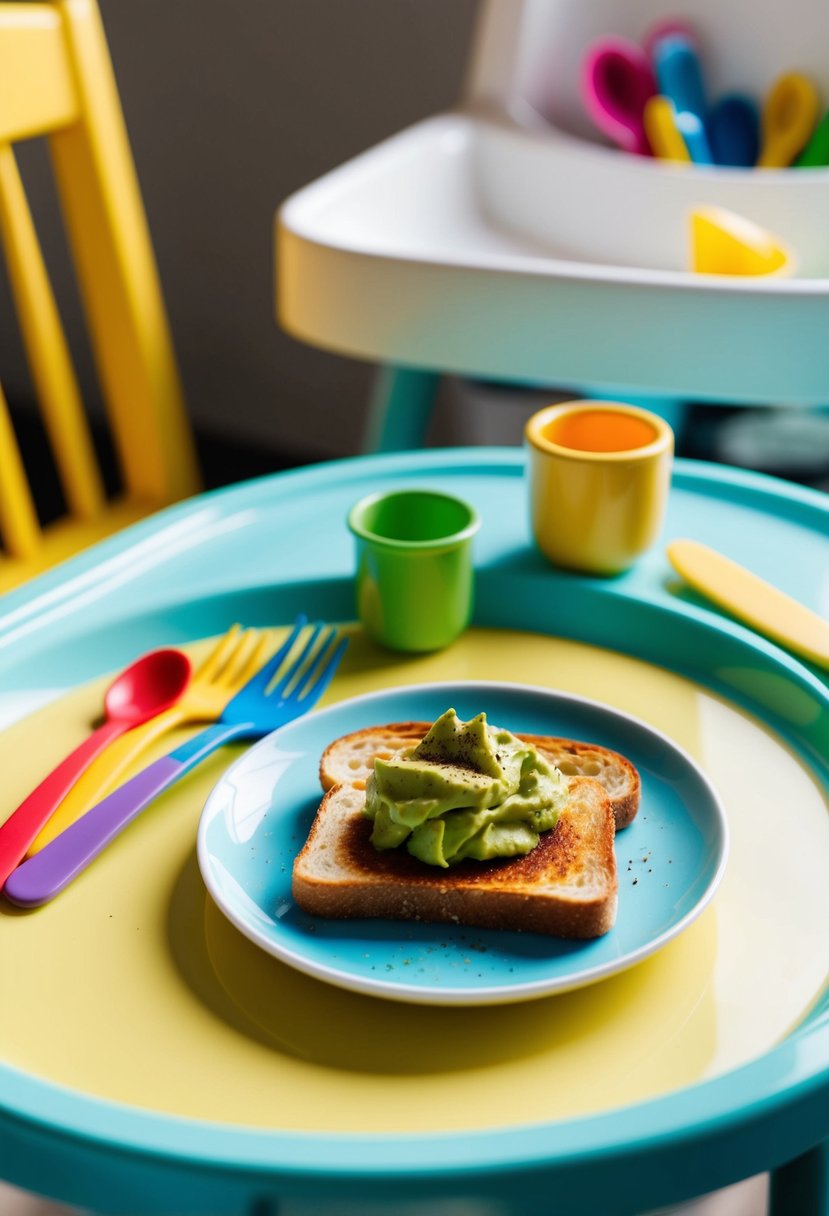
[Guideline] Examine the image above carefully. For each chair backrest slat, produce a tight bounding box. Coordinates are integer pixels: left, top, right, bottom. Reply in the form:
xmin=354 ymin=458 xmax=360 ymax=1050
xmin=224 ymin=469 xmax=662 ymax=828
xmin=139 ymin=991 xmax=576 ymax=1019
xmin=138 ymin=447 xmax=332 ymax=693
xmin=0 ymin=141 xmax=105 ymax=519
xmin=0 ymin=381 xmax=41 ymax=557
xmin=48 ymin=0 xmax=200 ymax=506
xmin=0 ymin=4 xmax=78 ymax=142
xmin=0 ymin=0 xmax=200 ymax=570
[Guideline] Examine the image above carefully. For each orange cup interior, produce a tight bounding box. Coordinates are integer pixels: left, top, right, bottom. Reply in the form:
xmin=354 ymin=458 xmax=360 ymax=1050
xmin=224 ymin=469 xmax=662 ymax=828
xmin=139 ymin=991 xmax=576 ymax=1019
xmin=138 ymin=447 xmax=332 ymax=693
xmin=541 ymin=410 xmax=659 ymax=454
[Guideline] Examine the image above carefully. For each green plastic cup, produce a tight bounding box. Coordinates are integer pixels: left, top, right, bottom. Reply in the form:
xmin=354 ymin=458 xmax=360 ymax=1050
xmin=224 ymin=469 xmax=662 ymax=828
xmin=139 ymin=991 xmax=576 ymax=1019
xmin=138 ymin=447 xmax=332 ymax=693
xmin=347 ymin=488 xmax=480 ymax=652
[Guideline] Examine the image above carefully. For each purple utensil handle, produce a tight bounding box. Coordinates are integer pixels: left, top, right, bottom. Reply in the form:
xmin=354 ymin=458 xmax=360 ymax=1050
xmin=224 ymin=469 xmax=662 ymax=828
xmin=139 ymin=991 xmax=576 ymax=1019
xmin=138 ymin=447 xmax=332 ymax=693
xmin=3 ymin=720 xmax=249 ymax=907
xmin=4 ymin=757 xmax=185 ymax=907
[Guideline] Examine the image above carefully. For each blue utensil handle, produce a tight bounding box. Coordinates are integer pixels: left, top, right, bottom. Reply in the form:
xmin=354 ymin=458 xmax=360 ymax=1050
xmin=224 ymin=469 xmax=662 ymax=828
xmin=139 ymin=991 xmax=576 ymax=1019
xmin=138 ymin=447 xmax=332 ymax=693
xmin=4 ymin=722 xmax=250 ymax=908
xmin=654 ymin=35 xmax=707 ymax=120
xmin=675 ymin=111 xmax=714 ymax=164
xmin=708 ymin=94 xmax=760 ymax=167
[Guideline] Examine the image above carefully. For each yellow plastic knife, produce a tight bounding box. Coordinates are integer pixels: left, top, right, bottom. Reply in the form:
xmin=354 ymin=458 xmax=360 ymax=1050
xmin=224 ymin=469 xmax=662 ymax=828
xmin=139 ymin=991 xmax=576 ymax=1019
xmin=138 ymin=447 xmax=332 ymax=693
xmin=667 ymin=539 xmax=829 ymax=671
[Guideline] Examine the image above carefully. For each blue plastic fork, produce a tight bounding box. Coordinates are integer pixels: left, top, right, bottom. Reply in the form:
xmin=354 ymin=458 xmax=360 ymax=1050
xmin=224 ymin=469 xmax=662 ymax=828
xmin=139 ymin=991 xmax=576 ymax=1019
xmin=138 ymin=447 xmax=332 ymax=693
xmin=5 ymin=619 xmax=347 ymax=907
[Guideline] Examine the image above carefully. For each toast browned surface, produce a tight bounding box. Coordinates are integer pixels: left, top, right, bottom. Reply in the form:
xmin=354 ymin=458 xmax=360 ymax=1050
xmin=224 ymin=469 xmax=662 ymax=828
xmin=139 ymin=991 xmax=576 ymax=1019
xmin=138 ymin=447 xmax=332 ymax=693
xmin=292 ymin=775 xmax=618 ymax=939
xmin=319 ymin=722 xmax=640 ymax=830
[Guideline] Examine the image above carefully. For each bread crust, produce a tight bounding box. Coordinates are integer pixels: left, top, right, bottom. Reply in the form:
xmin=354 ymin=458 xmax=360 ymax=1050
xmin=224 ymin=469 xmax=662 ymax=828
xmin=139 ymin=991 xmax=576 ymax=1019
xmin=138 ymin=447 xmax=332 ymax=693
xmin=319 ymin=722 xmax=640 ymax=830
xmin=292 ymin=776 xmax=618 ymax=939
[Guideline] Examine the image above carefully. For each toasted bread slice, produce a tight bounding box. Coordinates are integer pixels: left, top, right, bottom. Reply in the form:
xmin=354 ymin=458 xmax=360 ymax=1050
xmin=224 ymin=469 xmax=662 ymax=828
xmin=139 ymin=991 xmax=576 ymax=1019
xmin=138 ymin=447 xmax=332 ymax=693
xmin=319 ymin=722 xmax=640 ymax=830
xmin=292 ymin=776 xmax=617 ymax=939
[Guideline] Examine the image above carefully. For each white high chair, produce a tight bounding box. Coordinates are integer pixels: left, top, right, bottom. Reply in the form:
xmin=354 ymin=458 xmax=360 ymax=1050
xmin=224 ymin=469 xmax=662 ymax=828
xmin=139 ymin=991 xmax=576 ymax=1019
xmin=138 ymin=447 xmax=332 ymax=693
xmin=276 ymin=0 xmax=829 ymax=452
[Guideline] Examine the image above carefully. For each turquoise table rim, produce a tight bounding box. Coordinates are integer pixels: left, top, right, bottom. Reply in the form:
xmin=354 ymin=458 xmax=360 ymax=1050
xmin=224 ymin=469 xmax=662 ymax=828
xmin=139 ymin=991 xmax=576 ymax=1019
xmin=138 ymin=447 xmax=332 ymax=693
xmin=0 ymin=448 xmax=827 ymax=1213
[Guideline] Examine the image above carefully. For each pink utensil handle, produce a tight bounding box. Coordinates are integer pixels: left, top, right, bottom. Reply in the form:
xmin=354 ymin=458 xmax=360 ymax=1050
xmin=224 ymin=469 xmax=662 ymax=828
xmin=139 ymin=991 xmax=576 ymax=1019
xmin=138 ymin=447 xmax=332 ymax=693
xmin=582 ymin=38 xmax=656 ymax=155
xmin=0 ymin=718 xmax=126 ymax=889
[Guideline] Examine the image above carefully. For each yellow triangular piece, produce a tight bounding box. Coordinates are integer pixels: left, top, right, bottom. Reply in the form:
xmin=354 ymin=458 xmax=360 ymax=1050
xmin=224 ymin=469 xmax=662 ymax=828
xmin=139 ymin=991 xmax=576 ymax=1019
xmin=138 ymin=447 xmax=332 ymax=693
xmin=690 ymin=206 xmax=793 ymax=276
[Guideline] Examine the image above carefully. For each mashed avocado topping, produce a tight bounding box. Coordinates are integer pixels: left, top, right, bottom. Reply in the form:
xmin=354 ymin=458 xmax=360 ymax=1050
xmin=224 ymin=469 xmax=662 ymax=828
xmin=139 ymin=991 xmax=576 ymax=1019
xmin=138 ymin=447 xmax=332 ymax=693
xmin=364 ymin=709 xmax=567 ymax=867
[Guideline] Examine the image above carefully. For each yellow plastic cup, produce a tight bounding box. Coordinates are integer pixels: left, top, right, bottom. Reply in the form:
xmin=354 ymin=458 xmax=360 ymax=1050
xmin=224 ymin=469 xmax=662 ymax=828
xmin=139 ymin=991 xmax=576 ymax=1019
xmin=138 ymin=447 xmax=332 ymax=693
xmin=525 ymin=401 xmax=674 ymax=576
xmin=348 ymin=488 xmax=480 ymax=652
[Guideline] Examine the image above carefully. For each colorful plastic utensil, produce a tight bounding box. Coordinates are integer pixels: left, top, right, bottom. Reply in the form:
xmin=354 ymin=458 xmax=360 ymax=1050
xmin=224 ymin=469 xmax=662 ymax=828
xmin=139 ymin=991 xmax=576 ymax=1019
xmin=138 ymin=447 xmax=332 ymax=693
xmin=795 ymin=108 xmax=829 ymax=167
xmin=758 ymin=72 xmax=820 ymax=167
xmin=708 ymin=94 xmax=760 ymax=167
xmin=653 ymin=34 xmax=707 ymax=115
xmin=666 ymin=539 xmax=829 ymax=670
xmin=27 ymin=622 xmax=268 ymax=852
xmin=674 ymin=111 xmax=714 ymax=164
xmin=644 ymin=96 xmax=691 ymax=161
xmin=582 ymin=36 xmax=656 ymax=155
xmin=642 ymin=18 xmax=697 ymax=62
xmin=0 ymin=648 xmax=191 ymax=890
xmin=690 ymin=206 xmax=792 ymax=277
xmin=652 ymin=34 xmax=713 ymax=164
xmin=4 ymin=621 xmax=348 ymax=908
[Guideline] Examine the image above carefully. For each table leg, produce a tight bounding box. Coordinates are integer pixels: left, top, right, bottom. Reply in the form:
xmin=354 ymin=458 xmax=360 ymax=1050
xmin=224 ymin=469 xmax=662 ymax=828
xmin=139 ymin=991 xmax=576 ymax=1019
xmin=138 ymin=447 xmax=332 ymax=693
xmin=769 ymin=1141 xmax=829 ymax=1215
xmin=364 ymin=366 xmax=441 ymax=452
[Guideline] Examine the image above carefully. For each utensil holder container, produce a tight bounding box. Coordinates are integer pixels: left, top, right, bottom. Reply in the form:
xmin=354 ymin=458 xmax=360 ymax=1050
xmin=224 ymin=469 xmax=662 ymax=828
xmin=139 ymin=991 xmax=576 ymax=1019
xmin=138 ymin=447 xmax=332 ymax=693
xmin=469 ymin=0 xmax=829 ymax=276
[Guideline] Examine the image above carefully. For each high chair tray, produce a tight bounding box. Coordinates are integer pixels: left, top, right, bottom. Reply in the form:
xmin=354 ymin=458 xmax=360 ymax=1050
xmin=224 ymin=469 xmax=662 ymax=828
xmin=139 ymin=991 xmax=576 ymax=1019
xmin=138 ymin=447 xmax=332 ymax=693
xmin=278 ymin=112 xmax=829 ymax=405
xmin=0 ymin=450 xmax=827 ymax=1216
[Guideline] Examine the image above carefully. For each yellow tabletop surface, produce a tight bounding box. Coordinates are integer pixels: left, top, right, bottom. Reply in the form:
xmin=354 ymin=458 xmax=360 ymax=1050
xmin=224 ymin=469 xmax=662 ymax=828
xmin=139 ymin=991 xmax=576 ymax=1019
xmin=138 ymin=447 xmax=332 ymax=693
xmin=1 ymin=627 xmax=827 ymax=1135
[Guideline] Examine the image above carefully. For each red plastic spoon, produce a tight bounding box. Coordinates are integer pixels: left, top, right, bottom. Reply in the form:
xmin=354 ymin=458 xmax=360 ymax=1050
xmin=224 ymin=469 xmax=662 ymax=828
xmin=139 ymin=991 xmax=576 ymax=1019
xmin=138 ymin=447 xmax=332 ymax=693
xmin=0 ymin=647 xmax=191 ymax=890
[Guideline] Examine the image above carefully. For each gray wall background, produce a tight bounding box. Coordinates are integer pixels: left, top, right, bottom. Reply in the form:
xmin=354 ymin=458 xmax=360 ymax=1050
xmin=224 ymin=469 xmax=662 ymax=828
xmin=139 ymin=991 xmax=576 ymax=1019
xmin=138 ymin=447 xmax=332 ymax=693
xmin=2 ymin=0 xmax=479 ymax=462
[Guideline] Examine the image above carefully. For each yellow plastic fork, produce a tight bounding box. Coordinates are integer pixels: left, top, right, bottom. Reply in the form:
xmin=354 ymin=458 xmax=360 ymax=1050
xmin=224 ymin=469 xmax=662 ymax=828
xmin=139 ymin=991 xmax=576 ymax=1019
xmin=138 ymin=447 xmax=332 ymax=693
xmin=29 ymin=623 xmax=272 ymax=853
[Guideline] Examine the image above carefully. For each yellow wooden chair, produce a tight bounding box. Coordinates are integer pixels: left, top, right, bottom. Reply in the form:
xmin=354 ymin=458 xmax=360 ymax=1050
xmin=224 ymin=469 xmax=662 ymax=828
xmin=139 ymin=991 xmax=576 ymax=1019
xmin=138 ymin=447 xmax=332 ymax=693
xmin=0 ymin=0 xmax=200 ymax=595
